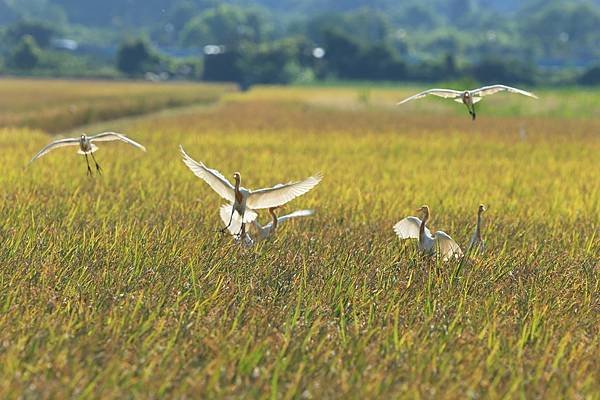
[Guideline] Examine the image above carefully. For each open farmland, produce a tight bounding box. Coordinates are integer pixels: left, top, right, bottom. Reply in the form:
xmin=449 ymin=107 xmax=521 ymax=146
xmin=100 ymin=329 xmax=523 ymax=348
xmin=0 ymin=78 xmax=236 ymax=133
xmin=0 ymin=81 xmax=598 ymax=398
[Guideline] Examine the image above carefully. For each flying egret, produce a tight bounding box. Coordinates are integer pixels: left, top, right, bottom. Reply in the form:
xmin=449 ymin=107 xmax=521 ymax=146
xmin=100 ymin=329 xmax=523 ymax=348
xmin=29 ymin=132 xmax=146 ymax=175
xmin=220 ymin=205 xmax=314 ymax=241
xmin=393 ymin=205 xmax=463 ymax=261
xmin=180 ymin=145 xmax=322 ymax=236
xmin=468 ymin=204 xmax=486 ymax=254
xmin=396 ymin=84 xmax=538 ymax=120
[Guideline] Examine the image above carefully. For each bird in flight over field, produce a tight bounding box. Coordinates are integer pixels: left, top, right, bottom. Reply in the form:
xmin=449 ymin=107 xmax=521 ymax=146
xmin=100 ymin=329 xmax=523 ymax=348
xmin=29 ymin=132 xmax=146 ymax=175
xmin=396 ymin=84 xmax=538 ymax=120
xmin=393 ymin=205 xmax=463 ymax=261
xmin=468 ymin=204 xmax=486 ymax=254
xmin=180 ymin=145 xmax=322 ymax=237
xmin=220 ymin=205 xmax=314 ymax=241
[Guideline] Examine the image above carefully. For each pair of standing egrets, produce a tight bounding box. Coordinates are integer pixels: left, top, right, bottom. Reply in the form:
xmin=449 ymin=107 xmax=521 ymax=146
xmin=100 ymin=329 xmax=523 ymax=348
xmin=394 ymin=204 xmax=486 ymax=261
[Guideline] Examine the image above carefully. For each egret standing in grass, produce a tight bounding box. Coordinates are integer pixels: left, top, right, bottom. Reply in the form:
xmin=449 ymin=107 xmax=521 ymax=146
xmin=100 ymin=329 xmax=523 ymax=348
xmin=468 ymin=204 xmax=486 ymax=254
xmin=29 ymin=132 xmax=146 ymax=175
xmin=393 ymin=205 xmax=463 ymax=261
xmin=180 ymin=145 xmax=322 ymax=236
xmin=220 ymin=205 xmax=314 ymax=241
xmin=396 ymin=84 xmax=538 ymax=120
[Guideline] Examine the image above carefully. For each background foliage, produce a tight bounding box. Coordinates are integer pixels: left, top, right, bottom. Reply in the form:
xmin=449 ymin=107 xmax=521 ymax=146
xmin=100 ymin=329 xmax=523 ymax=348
xmin=1 ymin=0 xmax=600 ymax=85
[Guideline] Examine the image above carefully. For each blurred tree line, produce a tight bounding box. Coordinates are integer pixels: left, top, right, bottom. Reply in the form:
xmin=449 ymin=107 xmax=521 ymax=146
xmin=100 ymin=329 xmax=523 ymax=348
xmin=1 ymin=0 xmax=600 ymax=86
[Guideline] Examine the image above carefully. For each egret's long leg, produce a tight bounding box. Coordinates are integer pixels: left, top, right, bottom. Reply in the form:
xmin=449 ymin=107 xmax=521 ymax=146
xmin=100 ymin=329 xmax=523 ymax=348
xmin=90 ymin=152 xmax=102 ymax=174
xmin=235 ymin=211 xmax=246 ymax=238
xmin=84 ymin=154 xmax=92 ymax=176
xmin=239 ymin=223 xmax=247 ymax=239
xmin=471 ymin=103 xmax=477 ymax=121
xmin=465 ymin=103 xmax=474 ymax=120
xmin=219 ymin=208 xmax=235 ymax=233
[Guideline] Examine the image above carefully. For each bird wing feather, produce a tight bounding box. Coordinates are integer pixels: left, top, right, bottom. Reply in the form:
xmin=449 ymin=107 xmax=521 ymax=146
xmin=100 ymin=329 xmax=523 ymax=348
xmin=471 ymin=84 xmax=538 ymax=99
xmin=264 ymin=209 xmax=315 ymax=229
xmin=89 ymin=132 xmax=146 ymax=151
xmin=180 ymin=146 xmax=235 ymax=203
xmin=397 ymin=89 xmax=463 ymax=105
xmin=393 ymin=216 xmax=431 ymax=239
xmin=434 ymin=231 xmax=463 ymax=260
xmin=276 ymin=209 xmax=315 ymax=224
xmin=246 ymin=174 xmax=322 ymax=209
xmin=29 ymin=138 xmax=80 ymax=163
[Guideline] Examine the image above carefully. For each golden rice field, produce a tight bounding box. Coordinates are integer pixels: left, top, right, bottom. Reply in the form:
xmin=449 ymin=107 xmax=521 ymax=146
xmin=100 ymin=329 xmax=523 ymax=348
xmin=0 ymin=80 xmax=598 ymax=398
xmin=0 ymin=78 xmax=235 ymax=133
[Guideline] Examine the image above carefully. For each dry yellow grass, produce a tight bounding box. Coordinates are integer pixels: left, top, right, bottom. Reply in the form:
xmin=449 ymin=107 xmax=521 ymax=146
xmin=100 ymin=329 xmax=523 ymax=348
xmin=0 ymin=82 xmax=598 ymax=398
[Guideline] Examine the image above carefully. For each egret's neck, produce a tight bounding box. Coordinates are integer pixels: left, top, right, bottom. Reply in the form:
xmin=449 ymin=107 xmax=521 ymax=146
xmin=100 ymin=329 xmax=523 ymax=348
xmin=419 ymin=211 xmax=429 ymax=241
xmin=476 ymin=211 xmax=483 ymax=240
xmin=234 ymin=179 xmax=242 ymax=202
xmin=269 ymin=209 xmax=278 ymax=232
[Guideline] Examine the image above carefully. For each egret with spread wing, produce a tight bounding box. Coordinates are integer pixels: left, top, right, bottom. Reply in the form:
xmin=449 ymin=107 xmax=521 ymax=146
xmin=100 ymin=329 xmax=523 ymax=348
xmin=180 ymin=145 xmax=321 ymax=236
xmin=468 ymin=204 xmax=486 ymax=254
xmin=393 ymin=205 xmax=463 ymax=261
xmin=29 ymin=132 xmax=146 ymax=175
xmin=396 ymin=84 xmax=538 ymax=120
xmin=220 ymin=205 xmax=314 ymax=241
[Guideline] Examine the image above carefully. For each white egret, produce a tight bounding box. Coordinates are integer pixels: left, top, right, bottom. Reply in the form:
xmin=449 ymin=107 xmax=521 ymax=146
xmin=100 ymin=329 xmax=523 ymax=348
xmin=29 ymin=132 xmax=146 ymax=175
xmin=220 ymin=205 xmax=314 ymax=240
xmin=468 ymin=204 xmax=486 ymax=254
xmin=180 ymin=145 xmax=322 ymax=236
xmin=396 ymin=84 xmax=538 ymax=120
xmin=393 ymin=205 xmax=463 ymax=261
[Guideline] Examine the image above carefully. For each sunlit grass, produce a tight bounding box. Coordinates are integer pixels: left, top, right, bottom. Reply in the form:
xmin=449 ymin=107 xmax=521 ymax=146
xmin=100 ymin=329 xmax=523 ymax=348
xmin=0 ymin=83 xmax=598 ymax=398
xmin=0 ymin=78 xmax=236 ymax=132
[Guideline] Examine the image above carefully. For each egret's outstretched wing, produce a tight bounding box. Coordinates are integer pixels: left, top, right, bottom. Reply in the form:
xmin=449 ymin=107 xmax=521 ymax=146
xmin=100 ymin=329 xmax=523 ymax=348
xmin=277 ymin=209 xmax=315 ymax=223
xmin=180 ymin=145 xmax=235 ymax=203
xmin=246 ymin=174 xmax=322 ymax=209
xmin=393 ymin=216 xmax=431 ymax=239
xmin=434 ymin=231 xmax=463 ymax=260
xmin=471 ymin=84 xmax=538 ymax=99
xmin=396 ymin=88 xmax=462 ymax=105
xmin=29 ymin=138 xmax=80 ymax=163
xmin=89 ymin=132 xmax=146 ymax=151
xmin=264 ymin=209 xmax=315 ymax=230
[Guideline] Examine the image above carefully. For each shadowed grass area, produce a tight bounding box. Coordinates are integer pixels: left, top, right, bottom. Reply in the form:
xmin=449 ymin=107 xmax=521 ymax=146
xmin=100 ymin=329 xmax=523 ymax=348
xmin=0 ymin=84 xmax=598 ymax=398
xmin=0 ymin=78 xmax=236 ymax=133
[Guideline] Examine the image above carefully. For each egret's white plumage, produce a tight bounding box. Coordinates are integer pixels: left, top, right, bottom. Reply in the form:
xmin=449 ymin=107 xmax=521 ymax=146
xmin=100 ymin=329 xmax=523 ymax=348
xmin=220 ymin=205 xmax=314 ymax=240
xmin=468 ymin=204 xmax=486 ymax=254
xmin=180 ymin=145 xmax=321 ymax=235
xmin=394 ymin=205 xmax=463 ymax=261
xmin=29 ymin=132 xmax=146 ymax=175
xmin=396 ymin=84 xmax=538 ymax=120
xmin=85 ymin=132 xmax=147 ymax=151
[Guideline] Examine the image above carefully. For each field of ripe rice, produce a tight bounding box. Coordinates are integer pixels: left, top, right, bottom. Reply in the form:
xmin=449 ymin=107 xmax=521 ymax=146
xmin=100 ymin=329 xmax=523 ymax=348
xmin=0 ymin=81 xmax=598 ymax=398
xmin=0 ymin=78 xmax=235 ymax=133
